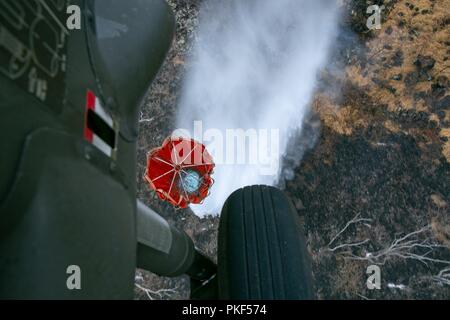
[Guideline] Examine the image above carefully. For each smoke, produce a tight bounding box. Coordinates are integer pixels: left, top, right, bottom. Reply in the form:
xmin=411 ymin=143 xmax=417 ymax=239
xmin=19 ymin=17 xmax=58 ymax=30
xmin=176 ymin=0 xmax=340 ymax=216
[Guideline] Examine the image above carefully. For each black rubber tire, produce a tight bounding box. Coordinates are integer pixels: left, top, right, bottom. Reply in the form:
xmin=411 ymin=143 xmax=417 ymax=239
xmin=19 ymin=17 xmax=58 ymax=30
xmin=218 ymin=185 xmax=314 ymax=300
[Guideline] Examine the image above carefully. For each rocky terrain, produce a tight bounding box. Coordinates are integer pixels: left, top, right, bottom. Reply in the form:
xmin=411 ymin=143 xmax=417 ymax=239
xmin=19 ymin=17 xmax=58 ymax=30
xmin=135 ymin=0 xmax=449 ymax=299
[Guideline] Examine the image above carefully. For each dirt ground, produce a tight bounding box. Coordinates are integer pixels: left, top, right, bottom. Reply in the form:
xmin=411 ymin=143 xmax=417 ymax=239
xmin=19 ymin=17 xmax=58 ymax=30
xmin=135 ymin=0 xmax=449 ymax=300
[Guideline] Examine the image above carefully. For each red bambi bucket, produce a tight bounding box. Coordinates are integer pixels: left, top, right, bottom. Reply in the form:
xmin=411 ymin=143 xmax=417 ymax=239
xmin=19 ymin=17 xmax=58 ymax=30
xmin=144 ymin=136 xmax=215 ymax=208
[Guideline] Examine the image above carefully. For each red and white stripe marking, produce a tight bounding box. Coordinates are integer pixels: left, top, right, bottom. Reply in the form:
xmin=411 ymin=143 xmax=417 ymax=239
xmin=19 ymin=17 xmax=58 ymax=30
xmin=84 ymin=90 xmax=114 ymax=157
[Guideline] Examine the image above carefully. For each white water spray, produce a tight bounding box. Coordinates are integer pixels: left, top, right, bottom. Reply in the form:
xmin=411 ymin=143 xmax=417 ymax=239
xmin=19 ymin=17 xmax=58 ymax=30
xmin=176 ymin=0 xmax=340 ymax=216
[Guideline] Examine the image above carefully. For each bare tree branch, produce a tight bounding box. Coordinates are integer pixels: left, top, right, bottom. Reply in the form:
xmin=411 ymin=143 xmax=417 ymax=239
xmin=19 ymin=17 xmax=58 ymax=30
xmin=326 ymin=212 xmax=372 ymax=252
xmin=328 ymin=239 xmax=370 ymax=252
xmin=431 ymin=267 xmax=450 ymax=286
xmin=139 ymin=111 xmax=154 ymax=123
xmin=344 ymin=225 xmax=450 ymax=266
xmin=135 ymin=283 xmax=178 ymax=300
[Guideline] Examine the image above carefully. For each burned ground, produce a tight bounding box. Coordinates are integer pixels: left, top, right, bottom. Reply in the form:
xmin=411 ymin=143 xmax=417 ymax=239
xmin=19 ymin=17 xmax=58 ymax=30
xmin=136 ymin=0 xmax=449 ymax=299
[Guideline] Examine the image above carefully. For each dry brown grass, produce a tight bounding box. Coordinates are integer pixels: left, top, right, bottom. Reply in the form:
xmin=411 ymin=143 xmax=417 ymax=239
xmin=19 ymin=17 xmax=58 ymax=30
xmin=440 ymin=128 xmax=450 ymax=162
xmin=383 ymin=119 xmax=401 ymax=132
xmin=315 ymin=0 xmax=450 ymax=162
xmin=332 ymin=258 xmax=366 ymax=298
xmin=312 ymin=93 xmax=370 ymax=135
xmin=352 ymin=0 xmax=449 ymax=109
xmin=431 ymin=215 xmax=450 ymax=249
